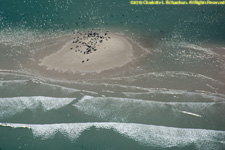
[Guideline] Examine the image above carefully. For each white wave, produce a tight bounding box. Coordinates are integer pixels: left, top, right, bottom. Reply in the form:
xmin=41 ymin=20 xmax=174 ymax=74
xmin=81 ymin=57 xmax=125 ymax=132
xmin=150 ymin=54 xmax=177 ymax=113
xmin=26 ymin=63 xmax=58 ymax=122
xmin=0 ymin=96 xmax=75 ymax=119
xmin=0 ymin=122 xmax=225 ymax=149
xmin=30 ymin=123 xmax=89 ymax=141
xmin=74 ymin=96 xmax=225 ymax=123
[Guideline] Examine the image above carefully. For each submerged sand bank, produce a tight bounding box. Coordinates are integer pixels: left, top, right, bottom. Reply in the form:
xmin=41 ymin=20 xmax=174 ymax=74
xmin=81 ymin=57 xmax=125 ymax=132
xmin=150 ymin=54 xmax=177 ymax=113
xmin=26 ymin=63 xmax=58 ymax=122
xmin=39 ymin=31 xmax=136 ymax=73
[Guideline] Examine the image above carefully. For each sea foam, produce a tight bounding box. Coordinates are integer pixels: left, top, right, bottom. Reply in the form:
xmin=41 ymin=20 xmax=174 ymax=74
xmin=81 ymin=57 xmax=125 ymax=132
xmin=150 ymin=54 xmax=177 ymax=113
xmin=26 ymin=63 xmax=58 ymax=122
xmin=0 ymin=122 xmax=225 ymax=149
xmin=73 ymin=96 xmax=225 ymax=129
xmin=0 ymin=96 xmax=75 ymax=119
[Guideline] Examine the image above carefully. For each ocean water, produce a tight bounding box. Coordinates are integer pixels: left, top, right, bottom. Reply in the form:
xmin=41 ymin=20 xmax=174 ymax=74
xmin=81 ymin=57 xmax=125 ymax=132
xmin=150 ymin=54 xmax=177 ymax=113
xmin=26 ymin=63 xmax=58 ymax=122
xmin=1 ymin=0 xmax=225 ymax=150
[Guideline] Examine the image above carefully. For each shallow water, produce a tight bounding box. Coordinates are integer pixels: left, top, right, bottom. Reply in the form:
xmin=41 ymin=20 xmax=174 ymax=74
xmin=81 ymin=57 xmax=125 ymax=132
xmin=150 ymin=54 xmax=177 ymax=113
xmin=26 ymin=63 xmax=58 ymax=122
xmin=0 ymin=0 xmax=225 ymax=150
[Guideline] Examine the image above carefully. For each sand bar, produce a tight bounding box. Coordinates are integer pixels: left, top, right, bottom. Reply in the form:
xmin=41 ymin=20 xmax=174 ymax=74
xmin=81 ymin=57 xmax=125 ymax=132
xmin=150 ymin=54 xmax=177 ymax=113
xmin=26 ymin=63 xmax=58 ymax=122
xmin=39 ymin=32 xmax=134 ymax=73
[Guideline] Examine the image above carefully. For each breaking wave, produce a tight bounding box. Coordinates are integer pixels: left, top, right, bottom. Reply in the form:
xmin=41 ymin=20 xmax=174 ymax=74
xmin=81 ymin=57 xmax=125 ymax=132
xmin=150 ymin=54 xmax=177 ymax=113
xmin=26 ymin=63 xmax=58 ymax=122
xmin=1 ymin=122 xmax=225 ymax=149
xmin=0 ymin=96 xmax=75 ymax=119
xmin=74 ymin=96 xmax=225 ymax=130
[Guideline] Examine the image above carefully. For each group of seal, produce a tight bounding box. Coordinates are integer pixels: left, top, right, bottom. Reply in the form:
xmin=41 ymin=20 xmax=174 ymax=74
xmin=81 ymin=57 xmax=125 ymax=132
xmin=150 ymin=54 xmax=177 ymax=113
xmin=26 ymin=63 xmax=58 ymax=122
xmin=69 ymin=30 xmax=111 ymax=63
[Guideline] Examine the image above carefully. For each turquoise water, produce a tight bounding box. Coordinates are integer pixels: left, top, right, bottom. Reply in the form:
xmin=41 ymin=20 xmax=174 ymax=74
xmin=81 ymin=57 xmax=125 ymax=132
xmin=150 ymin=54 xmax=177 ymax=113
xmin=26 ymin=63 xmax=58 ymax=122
xmin=1 ymin=0 xmax=225 ymax=150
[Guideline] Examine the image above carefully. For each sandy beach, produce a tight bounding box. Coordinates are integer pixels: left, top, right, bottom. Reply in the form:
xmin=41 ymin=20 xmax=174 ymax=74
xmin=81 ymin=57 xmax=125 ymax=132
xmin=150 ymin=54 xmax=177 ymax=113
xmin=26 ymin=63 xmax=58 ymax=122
xmin=39 ymin=31 xmax=136 ymax=73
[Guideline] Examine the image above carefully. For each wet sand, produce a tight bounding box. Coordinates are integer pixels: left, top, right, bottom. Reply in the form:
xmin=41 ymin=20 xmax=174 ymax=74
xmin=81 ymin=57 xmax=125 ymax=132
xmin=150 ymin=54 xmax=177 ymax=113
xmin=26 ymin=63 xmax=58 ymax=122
xmin=39 ymin=32 xmax=135 ymax=73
